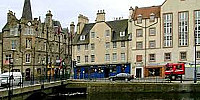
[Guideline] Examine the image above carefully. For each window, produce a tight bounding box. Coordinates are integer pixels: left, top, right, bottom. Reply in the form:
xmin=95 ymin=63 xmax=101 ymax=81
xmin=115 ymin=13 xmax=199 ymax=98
xmin=112 ymin=53 xmax=117 ymax=62
xmin=91 ymin=55 xmax=95 ymax=62
xmin=26 ymin=53 xmax=31 ymax=63
xmin=195 ymin=11 xmax=200 ymax=45
xmin=26 ymin=38 xmax=32 ymax=49
xmin=91 ymin=43 xmax=95 ymax=50
xmin=179 ymin=12 xmax=188 ymax=46
xmin=137 ymin=14 xmax=142 ymax=24
xmin=91 ymin=32 xmax=95 ymax=38
xmin=149 ymin=54 xmax=155 ymax=62
xmin=85 ymin=44 xmax=88 ymax=50
xmin=121 ymin=41 xmax=125 ymax=47
xmin=113 ymin=42 xmax=117 ymax=48
xmin=80 ymin=35 xmax=85 ymax=40
xmin=105 ymin=30 xmax=110 ymax=37
xmin=149 ymin=28 xmax=156 ymax=36
xmin=180 ymin=52 xmax=187 ymax=61
xmin=136 ymin=42 xmax=143 ymax=49
xmin=150 ymin=13 xmax=155 ymax=22
xmin=6 ymin=54 xmax=12 ymax=61
xmin=85 ymin=56 xmax=88 ymax=62
xmin=163 ymin=14 xmax=173 ymax=47
xmin=25 ymin=28 xmax=34 ymax=35
xmin=120 ymin=31 xmax=125 ymax=37
xmin=197 ymin=51 xmax=200 ymax=59
xmin=136 ymin=55 xmax=142 ymax=62
xmin=136 ymin=29 xmax=143 ymax=37
xmin=149 ymin=41 xmax=156 ymax=48
xmin=77 ymin=56 xmax=80 ymax=63
xmin=77 ymin=45 xmax=80 ymax=51
xmin=105 ymin=42 xmax=110 ymax=49
xmin=164 ymin=53 xmax=171 ymax=61
xmin=11 ymin=40 xmax=17 ymax=50
xmin=10 ymin=28 xmax=18 ymax=36
xmin=37 ymin=55 xmax=40 ymax=63
xmin=105 ymin=54 xmax=110 ymax=61
xmin=121 ymin=53 xmax=125 ymax=61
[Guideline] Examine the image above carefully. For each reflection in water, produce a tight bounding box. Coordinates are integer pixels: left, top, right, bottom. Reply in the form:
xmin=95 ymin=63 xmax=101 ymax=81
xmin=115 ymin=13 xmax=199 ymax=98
xmin=46 ymin=93 xmax=200 ymax=100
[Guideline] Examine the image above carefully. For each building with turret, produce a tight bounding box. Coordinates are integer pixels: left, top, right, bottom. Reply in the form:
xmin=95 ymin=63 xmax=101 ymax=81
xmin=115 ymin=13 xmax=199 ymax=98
xmin=1 ymin=0 xmax=69 ymax=81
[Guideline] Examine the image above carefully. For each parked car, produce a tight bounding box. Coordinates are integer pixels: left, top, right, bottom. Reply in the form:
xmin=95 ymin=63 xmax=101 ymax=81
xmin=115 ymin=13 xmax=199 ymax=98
xmin=0 ymin=72 xmax=22 ymax=87
xmin=109 ymin=73 xmax=133 ymax=81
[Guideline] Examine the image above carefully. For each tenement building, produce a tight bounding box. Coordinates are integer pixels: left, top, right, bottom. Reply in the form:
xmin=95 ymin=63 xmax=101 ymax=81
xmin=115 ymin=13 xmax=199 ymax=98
xmin=129 ymin=0 xmax=200 ymax=78
xmin=1 ymin=0 xmax=69 ymax=80
xmin=72 ymin=10 xmax=132 ymax=79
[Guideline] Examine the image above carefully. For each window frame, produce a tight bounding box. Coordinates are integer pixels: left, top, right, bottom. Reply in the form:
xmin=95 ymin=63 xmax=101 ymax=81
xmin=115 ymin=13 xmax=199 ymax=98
xmin=136 ymin=29 xmax=143 ymax=37
xmin=164 ymin=53 xmax=171 ymax=61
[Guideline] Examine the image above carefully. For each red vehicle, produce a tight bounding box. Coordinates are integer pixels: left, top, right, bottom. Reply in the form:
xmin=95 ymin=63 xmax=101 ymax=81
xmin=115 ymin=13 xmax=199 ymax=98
xmin=165 ymin=63 xmax=185 ymax=80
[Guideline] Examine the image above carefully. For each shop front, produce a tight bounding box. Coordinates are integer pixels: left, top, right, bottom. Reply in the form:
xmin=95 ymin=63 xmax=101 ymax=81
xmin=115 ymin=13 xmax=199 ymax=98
xmin=144 ymin=65 xmax=165 ymax=78
xmin=74 ymin=63 xmax=131 ymax=79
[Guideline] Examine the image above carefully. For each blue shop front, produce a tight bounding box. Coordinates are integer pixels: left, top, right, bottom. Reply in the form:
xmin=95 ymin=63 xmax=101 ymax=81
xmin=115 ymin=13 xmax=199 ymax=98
xmin=74 ymin=64 xmax=131 ymax=79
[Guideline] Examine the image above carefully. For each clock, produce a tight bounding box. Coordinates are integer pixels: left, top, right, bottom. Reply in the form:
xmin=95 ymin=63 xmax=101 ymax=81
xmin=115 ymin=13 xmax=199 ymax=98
xmin=27 ymin=22 xmax=31 ymax=26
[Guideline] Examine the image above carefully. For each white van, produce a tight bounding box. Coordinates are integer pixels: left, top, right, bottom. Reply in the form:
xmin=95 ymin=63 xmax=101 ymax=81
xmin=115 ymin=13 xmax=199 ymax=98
xmin=0 ymin=72 xmax=22 ymax=86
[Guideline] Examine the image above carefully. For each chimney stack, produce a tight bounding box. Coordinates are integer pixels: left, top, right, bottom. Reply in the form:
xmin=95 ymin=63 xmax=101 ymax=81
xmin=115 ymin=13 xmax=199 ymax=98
xmin=77 ymin=14 xmax=89 ymax=34
xmin=95 ymin=9 xmax=105 ymax=22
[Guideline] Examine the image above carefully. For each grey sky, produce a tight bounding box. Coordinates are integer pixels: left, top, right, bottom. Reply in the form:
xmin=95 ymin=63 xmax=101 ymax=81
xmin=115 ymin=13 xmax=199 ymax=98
xmin=0 ymin=0 xmax=165 ymax=31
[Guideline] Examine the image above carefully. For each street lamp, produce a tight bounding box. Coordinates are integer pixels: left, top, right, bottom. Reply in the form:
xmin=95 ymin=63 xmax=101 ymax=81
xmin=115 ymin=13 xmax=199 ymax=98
xmin=194 ymin=31 xmax=197 ymax=83
xmin=8 ymin=58 xmax=14 ymax=100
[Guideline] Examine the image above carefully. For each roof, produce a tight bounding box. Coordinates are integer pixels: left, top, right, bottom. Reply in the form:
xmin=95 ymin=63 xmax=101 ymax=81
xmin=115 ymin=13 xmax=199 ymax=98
xmin=106 ymin=19 xmax=129 ymax=42
xmin=73 ymin=23 xmax=95 ymax=45
xmin=53 ymin=21 xmax=61 ymax=27
xmin=132 ymin=6 xmax=160 ymax=20
xmin=73 ymin=19 xmax=129 ymax=45
xmin=22 ymin=0 xmax=32 ymax=20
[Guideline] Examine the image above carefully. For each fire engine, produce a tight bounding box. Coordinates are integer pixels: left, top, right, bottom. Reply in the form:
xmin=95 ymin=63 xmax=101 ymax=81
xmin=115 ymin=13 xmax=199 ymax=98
xmin=165 ymin=63 xmax=185 ymax=80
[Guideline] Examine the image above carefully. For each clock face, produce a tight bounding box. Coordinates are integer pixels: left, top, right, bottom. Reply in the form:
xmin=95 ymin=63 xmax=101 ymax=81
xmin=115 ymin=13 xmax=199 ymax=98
xmin=27 ymin=22 xmax=31 ymax=26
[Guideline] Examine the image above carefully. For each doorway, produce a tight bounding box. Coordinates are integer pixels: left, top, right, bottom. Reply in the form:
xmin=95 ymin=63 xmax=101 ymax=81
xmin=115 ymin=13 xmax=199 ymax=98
xmin=136 ymin=68 xmax=142 ymax=78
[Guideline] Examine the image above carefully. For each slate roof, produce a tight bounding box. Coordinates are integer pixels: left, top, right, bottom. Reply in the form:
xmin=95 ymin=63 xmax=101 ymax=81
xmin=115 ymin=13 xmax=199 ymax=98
xmin=73 ymin=23 xmax=95 ymax=45
xmin=106 ymin=19 xmax=129 ymax=42
xmin=132 ymin=6 xmax=160 ymax=20
xmin=22 ymin=0 xmax=32 ymax=20
xmin=73 ymin=19 xmax=129 ymax=45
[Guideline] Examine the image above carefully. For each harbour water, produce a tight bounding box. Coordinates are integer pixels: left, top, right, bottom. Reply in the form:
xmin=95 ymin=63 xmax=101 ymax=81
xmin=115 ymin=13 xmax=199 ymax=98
xmin=46 ymin=93 xmax=200 ymax=100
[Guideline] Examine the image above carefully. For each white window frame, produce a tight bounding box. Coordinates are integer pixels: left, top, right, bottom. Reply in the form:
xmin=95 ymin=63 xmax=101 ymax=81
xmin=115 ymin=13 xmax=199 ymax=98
xmin=149 ymin=28 xmax=156 ymax=36
xmin=163 ymin=14 xmax=173 ymax=47
xmin=136 ymin=29 xmax=143 ymax=37
xmin=120 ymin=31 xmax=125 ymax=37
xmin=112 ymin=53 xmax=117 ymax=62
xmin=91 ymin=55 xmax=95 ymax=62
xmin=195 ymin=11 xmax=200 ymax=45
xmin=137 ymin=14 xmax=142 ymax=24
xmin=149 ymin=54 xmax=155 ymax=62
xmin=121 ymin=53 xmax=125 ymax=61
xmin=91 ymin=43 xmax=95 ymax=50
xmin=6 ymin=54 xmax=12 ymax=61
xmin=149 ymin=40 xmax=156 ymax=48
xmin=105 ymin=42 xmax=110 ymax=49
xmin=26 ymin=53 xmax=31 ymax=63
xmin=179 ymin=12 xmax=188 ymax=46
xmin=91 ymin=32 xmax=95 ymax=38
xmin=11 ymin=40 xmax=16 ymax=50
xmin=26 ymin=38 xmax=32 ymax=49
xmin=113 ymin=42 xmax=117 ymax=48
xmin=77 ymin=56 xmax=80 ymax=63
xmin=85 ymin=55 xmax=88 ymax=62
xmin=150 ymin=13 xmax=155 ymax=22
xmin=80 ymin=35 xmax=85 ymax=41
xmin=105 ymin=54 xmax=110 ymax=61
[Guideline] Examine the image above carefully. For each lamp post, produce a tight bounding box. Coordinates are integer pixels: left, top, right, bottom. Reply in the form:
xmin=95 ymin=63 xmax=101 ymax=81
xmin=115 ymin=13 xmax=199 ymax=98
xmin=194 ymin=31 xmax=197 ymax=83
xmin=8 ymin=58 xmax=14 ymax=100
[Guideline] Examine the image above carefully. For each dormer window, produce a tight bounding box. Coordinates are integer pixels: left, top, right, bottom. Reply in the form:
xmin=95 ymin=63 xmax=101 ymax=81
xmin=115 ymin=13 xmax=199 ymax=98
xmin=137 ymin=14 xmax=142 ymax=24
xmin=120 ymin=31 xmax=125 ymax=37
xmin=150 ymin=13 xmax=155 ymax=22
xmin=80 ymin=35 xmax=85 ymax=41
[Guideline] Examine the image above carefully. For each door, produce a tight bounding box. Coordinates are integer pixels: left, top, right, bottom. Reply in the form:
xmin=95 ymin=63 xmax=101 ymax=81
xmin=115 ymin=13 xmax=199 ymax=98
xmin=136 ymin=68 xmax=142 ymax=78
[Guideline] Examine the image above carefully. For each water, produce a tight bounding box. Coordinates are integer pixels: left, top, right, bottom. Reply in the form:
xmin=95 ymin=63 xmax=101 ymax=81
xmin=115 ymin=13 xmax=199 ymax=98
xmin=46 ymin=93 xmax=200 ymax=100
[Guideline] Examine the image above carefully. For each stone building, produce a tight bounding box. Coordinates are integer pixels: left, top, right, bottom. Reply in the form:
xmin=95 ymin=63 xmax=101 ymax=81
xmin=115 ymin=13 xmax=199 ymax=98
xmin=1 ymin=0 xmax=69 ymax=80
xmin=72 ymin=10 xmax=132 ymax=79
xmin=129 ymin=0 xmax=200 ymax=78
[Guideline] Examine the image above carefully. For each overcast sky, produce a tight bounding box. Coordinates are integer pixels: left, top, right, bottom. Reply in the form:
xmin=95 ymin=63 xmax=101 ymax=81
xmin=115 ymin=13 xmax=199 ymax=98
xmin=0 ymin=0 xmax=165 ymax=31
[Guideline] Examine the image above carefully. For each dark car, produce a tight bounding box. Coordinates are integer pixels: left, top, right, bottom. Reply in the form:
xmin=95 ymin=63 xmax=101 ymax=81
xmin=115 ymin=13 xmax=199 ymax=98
xmin=109 ymin=73 xmax=133 ymax=81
